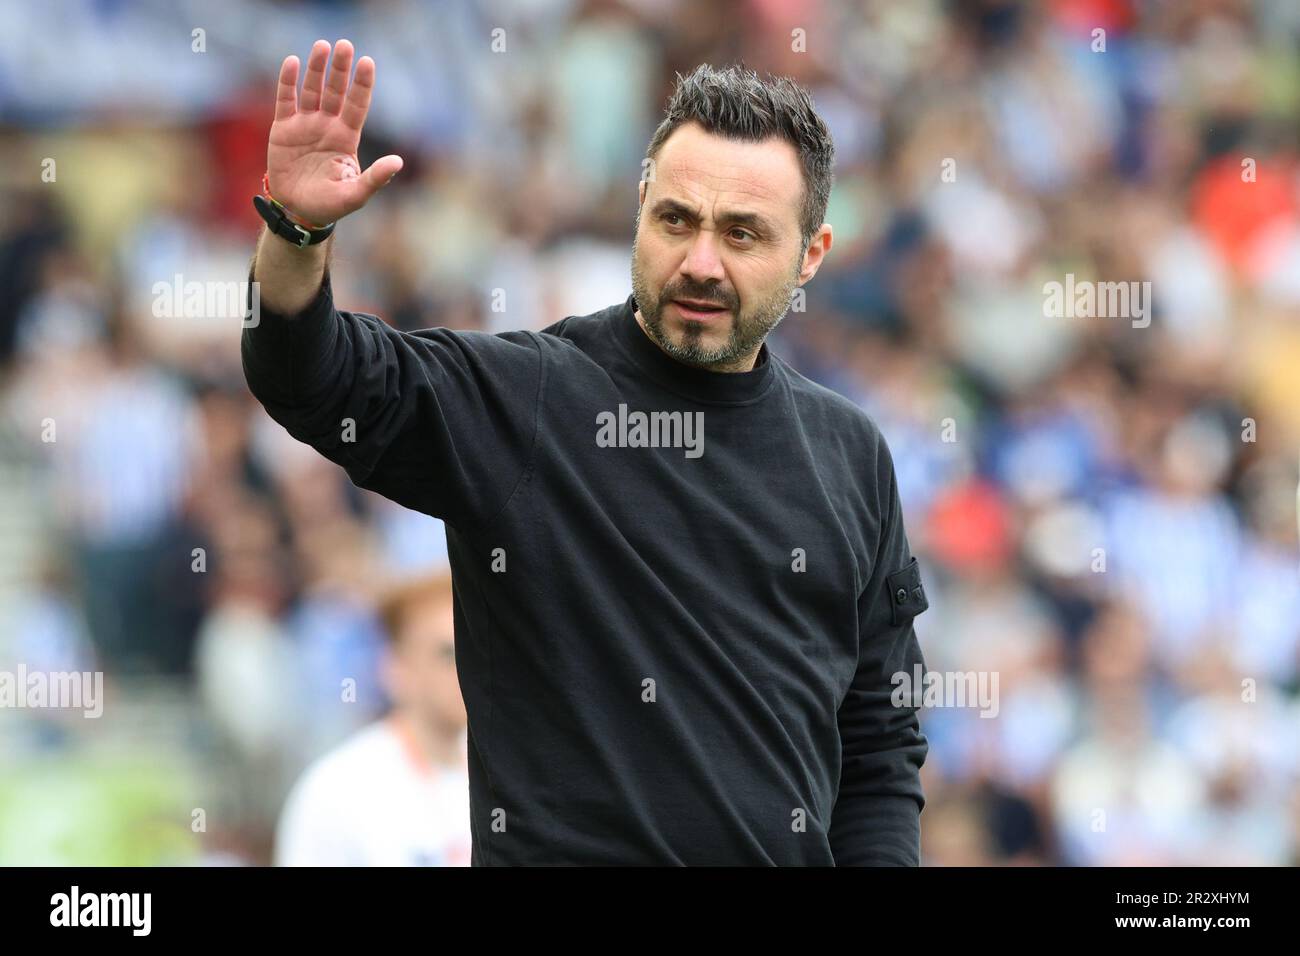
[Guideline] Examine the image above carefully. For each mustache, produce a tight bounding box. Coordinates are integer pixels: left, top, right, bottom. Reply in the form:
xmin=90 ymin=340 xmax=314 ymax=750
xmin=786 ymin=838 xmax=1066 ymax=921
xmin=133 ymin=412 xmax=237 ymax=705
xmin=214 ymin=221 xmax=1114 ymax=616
xmin=664 ymin=287 xmax=734 ymax=308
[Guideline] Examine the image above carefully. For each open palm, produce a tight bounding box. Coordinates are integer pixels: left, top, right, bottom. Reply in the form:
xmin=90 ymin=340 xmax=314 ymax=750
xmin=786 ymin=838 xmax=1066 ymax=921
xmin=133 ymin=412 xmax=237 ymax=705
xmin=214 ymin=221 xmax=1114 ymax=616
xmin=266 ymin=39 xmax=403 ymax=227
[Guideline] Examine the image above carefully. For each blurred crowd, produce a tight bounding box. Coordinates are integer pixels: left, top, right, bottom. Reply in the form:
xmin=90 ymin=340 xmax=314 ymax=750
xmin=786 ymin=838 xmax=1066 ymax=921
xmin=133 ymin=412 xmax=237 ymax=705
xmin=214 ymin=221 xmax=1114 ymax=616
xmin=1 ymin=0 xmax=1299 ymax=865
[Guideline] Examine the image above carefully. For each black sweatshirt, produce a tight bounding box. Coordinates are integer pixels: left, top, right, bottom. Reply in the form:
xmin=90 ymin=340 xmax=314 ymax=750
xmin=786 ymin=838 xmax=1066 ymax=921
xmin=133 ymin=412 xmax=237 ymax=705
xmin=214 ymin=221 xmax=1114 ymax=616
xmin=241 ymin=276 xmax=931 ymax=866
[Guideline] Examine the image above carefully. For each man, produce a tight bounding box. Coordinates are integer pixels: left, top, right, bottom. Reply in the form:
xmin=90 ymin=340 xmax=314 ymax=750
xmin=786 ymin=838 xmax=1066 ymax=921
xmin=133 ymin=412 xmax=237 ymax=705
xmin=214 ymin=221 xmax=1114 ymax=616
xmin=244 ymin=39 xmax=931 ymax=865
xmin=275 ymin=571 xmax=472 ymax=866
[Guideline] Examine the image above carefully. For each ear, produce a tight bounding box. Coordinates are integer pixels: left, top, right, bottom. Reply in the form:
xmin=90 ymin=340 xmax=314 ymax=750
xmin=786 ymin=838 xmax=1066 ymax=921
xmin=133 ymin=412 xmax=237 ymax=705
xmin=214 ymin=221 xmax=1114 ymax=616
xmin=798 ymin=224 xmax=833 ymax=284
xmin=638 ymin=179 xmax=647 ymax=207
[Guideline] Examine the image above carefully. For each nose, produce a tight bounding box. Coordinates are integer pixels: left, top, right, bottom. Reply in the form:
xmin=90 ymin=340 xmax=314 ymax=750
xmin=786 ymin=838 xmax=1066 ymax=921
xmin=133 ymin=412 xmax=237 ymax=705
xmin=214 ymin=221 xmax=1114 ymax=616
xmin=679 ymin=228 xmax=727 ymax=286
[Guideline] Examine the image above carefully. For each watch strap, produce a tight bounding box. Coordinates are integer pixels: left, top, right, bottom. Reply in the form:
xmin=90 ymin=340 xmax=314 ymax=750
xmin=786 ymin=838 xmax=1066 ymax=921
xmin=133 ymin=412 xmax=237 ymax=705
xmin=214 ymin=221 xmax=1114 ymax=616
xmin=253 ymin=173 xmax=336 ymax=248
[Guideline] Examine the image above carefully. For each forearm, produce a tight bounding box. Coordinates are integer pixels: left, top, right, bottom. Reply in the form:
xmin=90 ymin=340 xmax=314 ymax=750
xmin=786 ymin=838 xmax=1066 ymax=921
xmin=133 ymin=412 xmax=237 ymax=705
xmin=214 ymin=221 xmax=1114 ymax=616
xmin=829 ymin=737 xmax=926 ymax=865
xmin=241 ymin=230 xmax=343 ymax=435
xmin=252 ymin=224 xmax=333 ymax=315
xmin=829 ymin=688 xmax=928 ymax=865
xmin=830 ymin=794 xmax=921 ymax=866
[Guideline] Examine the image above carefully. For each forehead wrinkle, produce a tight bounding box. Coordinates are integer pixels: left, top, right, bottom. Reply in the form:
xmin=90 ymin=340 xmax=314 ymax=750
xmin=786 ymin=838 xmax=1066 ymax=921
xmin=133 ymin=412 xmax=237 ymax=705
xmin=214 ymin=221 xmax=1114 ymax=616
xmin=666 ymin=157 xmax=780 ymax=202
xmin=655 ymin=163 xmax=789 ymax=233
xmin=653 ymin=122 xmax=802 ymax=218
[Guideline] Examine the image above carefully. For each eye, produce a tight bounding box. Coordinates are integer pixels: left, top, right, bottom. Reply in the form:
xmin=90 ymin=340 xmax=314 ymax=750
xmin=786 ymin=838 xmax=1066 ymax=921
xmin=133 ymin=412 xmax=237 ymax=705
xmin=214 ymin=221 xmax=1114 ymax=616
xmin=662 ymin=212 xmax=684 ymax=226
xmin=729 ymin=228 xmax=754 ymax=242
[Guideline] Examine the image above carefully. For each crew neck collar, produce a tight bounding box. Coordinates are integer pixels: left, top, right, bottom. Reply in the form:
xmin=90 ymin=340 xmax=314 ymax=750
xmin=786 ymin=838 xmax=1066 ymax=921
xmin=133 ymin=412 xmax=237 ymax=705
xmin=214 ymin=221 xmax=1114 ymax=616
xmin=611 ymin=294 xmax=775 ymax=405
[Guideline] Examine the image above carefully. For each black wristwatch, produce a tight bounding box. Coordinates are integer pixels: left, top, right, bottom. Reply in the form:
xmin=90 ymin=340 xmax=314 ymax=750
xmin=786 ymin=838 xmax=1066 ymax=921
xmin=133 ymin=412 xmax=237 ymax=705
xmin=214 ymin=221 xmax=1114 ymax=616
xmin=253 ymin=174 xmax=335 ymax=248
xmin=253 ymin=194 xmax=335 ymax=247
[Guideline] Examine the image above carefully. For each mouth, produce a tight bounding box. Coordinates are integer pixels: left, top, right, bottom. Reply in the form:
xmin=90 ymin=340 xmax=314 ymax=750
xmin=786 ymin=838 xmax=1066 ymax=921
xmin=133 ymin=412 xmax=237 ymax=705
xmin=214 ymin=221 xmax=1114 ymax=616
xmin=671 ymin=299 xmax=730 ymax=321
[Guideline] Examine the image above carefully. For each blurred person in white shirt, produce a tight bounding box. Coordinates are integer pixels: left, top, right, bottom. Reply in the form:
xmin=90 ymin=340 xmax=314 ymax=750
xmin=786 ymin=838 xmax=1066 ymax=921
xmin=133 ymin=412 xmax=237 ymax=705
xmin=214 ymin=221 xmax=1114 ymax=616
xmin=275 ymin=570 xmax=471 ymax=866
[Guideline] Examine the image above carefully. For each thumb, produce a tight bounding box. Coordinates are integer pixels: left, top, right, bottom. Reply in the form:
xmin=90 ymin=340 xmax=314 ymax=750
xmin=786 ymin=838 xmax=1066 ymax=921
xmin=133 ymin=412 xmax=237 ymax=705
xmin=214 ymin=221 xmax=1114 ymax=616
xmin=359 ymin=154 xmax=404 ymax=197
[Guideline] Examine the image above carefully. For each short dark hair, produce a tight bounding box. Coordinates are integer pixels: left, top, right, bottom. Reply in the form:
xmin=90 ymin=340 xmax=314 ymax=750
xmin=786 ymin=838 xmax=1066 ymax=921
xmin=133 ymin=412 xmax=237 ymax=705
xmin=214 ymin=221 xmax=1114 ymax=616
xmin=644 ymin=63 xmax=835 ymax=252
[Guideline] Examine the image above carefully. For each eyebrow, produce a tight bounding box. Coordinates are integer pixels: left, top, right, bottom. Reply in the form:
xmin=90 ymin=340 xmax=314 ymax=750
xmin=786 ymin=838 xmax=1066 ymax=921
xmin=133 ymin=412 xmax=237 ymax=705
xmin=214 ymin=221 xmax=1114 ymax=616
xmin=647 ymin=198 xmax=779 ymax=237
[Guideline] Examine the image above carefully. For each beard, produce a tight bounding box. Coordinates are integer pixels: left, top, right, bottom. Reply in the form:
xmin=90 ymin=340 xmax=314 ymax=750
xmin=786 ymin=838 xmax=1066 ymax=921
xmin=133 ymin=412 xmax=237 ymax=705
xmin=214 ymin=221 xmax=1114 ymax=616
xmin=630 ymin=235 xmax=802 ymax=371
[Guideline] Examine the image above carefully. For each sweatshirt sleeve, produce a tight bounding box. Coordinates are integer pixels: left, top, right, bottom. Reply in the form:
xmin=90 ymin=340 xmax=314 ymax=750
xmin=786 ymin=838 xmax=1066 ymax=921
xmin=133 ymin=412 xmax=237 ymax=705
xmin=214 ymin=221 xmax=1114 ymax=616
xmin=829 ymin=431 xmax=930 ymax=866
xmin=240 ymin=271 xmax=542 ymax=528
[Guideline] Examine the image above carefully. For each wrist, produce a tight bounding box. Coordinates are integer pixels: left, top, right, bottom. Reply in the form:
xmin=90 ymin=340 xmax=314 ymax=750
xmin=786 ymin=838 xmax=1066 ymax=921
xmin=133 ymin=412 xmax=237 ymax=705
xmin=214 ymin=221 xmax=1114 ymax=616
xmin=252 ymin=225 xmax=331 ymax=316
xmin=254 ymin=172 xmax=336 ymax=248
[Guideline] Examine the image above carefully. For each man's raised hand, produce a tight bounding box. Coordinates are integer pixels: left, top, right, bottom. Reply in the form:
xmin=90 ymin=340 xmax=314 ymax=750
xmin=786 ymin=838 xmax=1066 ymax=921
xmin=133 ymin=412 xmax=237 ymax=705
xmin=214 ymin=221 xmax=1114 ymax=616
xmin=266 ymin=39 xmax=403 ymax=227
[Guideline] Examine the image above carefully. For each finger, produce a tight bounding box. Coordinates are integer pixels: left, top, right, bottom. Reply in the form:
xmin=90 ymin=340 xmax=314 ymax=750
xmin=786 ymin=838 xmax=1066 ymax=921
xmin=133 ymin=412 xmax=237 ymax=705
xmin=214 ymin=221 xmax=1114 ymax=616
xmin=341 ymin=55 xmax=374 ymax=132
xmin=274 ymin=55 xmax=299 ymax=121
xmin=300 ymin=39 xmax=330 ymax=111
xmin=320 ymin=38 xmax=354 ymax=116
xmin=359 ymin=154 xmax=404 ymax=197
